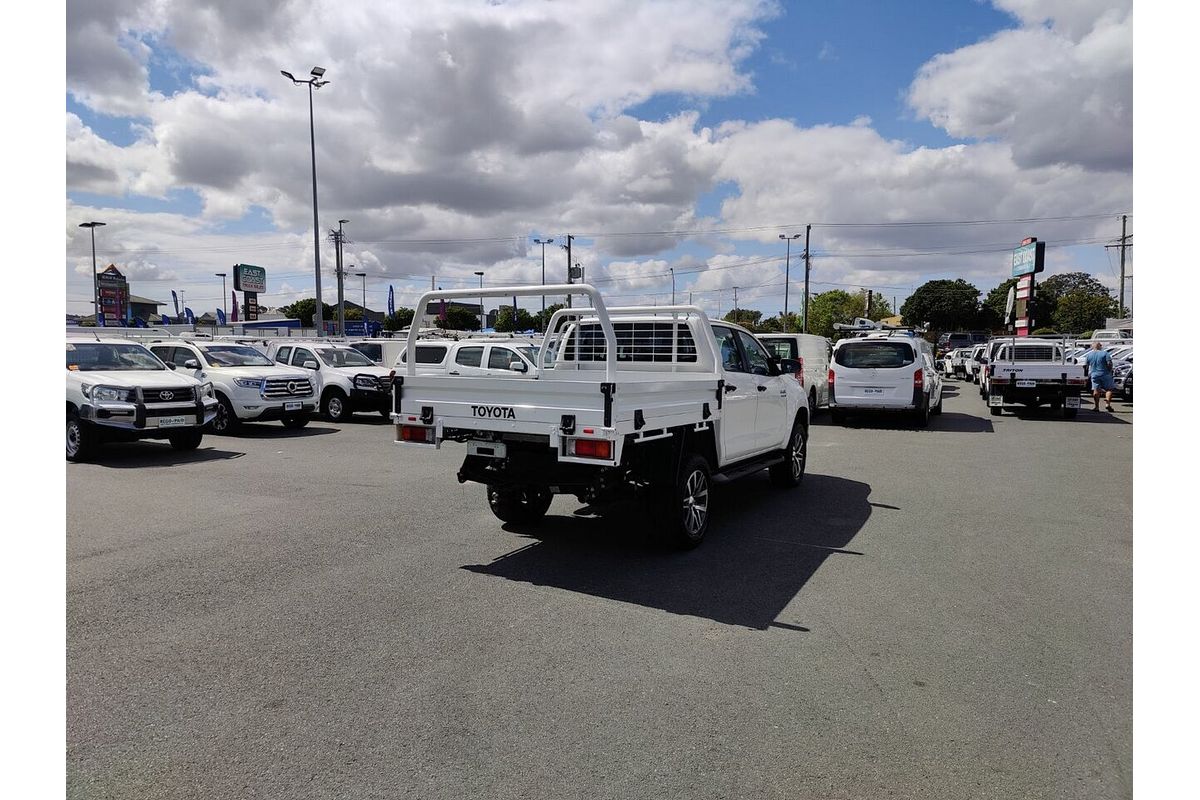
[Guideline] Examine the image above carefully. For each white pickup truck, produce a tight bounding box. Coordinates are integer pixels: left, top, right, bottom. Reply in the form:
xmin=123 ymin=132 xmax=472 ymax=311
xmin=393 ymin=285 xmax=810 ymax=548
xmin=983 ymin=337 xmax=1088 ymax=417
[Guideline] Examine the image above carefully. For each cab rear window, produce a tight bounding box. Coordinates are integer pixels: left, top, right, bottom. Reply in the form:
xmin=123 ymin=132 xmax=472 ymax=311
xmin=835 ymin=342 xmax=915 ymax=368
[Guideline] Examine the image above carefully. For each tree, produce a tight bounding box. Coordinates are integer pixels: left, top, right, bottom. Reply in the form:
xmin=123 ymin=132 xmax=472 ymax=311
xmin=494 ymin=307 xmax=536 ymax=332
xmin=805 ymin=289 xmax=893 ymax=339
xmin=1035 ymin=271 xmax=1112 ymax=330
xmin=723 ymin=309 xmax=762 ymax=329
xmin=344 ymin=307 xmax=363 ymax=321
xmin=382 ymin=308 xmax=415 ymax=332
xmin=533 ymin=303 xmax=565 ymax=332
xmin=758 ymin=311 xmax=802 ymax=333
xmin=278 ymin=298 xmax=334 ymax=327
xmin=982 ymin=277 xmax=1019 ymax=331
xmin=899 ymin=279 xmax=982 ymax=333
xmin=1052 ymin=292 xmax=1116 ymax=334
xmin=436 ymin=306 xmax=481 ymax=331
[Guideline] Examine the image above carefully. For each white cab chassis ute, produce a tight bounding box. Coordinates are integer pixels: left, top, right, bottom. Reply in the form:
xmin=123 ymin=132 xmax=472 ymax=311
xmin=984 ymin=337 xmax=1087 ymax=417
xmin=66 ymin=336 xmax=218 ymax=461
xmin=393 ymin=286 xmax=810 ymax=548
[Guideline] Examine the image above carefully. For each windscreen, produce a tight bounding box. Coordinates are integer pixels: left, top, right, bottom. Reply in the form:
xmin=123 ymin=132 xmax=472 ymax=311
xmin=67 ymin=342 xmax=165 ymax=371
xmin=203 ymin=345 xmax=273 ymax=366
xmin=317 ymin=347 xmax=375 ymax=367
xmin=350 ymin=343 xmax=383 ymax=362
xmin=834 ymin=341 xmax=915 ymax=369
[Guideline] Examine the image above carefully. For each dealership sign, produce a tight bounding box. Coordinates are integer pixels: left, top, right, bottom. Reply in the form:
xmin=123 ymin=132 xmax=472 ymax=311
xmin=234 ymin=263 xmax=267 ymax=293
xmin=1011 ymin=239 xmax=1046 ymax=277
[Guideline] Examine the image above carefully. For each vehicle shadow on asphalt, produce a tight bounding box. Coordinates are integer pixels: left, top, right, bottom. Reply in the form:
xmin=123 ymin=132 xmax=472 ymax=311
xmin=220 ymin=423 xmax=339 ymax=438
xmin=819 ymin=413 xmax=993 ymax=433
xmin=1004 ymin=407 xmax=1131 ymax=425
xmin=72 ymin=443 xmax=245 ymax=468
xmin=463 ymin=473 xmax=872 ymax=630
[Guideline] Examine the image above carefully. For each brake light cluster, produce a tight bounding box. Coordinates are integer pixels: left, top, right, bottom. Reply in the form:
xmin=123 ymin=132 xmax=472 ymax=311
xmin=566 ymin=437 xmax=612 ymax=460
xmin=913 ymin=368 xmax=924 ymax=387
xmin=827 ymin=368 xmax=835 ymax=387
xmin=399 ymin=424 xmax=435 ymax=443
xmin=794 ymin=356 xmax=805 ymax=386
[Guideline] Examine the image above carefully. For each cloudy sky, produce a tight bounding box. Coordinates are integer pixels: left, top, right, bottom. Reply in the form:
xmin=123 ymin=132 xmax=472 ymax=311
xmin=64 ymin=0 xmax=1133 ymax=320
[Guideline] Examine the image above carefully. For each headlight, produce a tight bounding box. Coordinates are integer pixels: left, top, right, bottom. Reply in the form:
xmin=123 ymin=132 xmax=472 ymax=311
xmin=199 ymin=382 xmax=215 ymax=398
xmin=354 ymin=375 xmax=379 ymax=390
xmin=92 ymin=386 xmax=134 ymax=402
xmin=234 ymin=378 xmax=264 ymax=389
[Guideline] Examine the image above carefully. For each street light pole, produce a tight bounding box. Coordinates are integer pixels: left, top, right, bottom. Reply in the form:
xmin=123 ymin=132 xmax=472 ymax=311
xmin=533 ymin=237 xmax=553 ymax=326
xmin=282 ymin=66 xmax=330 ymax=336
xmin=79 ymin=221 xmax=106 ymax=323
xmin=215 ymin=273 xmax=227 ymax=318
xmin=779 ymin=233 xmax=801 ymax=325
xmin=803 ymin=223 xmax=812 ymax=333
xmin=670 ymin=267 xmax=675 ymax=305
xmin=475 ymin=271 xmax=485 ymax=331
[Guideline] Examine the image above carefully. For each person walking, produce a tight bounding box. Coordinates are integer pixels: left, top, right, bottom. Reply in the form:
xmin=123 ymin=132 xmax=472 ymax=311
xmin=1083 ymin=341 xmax=1116 ymax=412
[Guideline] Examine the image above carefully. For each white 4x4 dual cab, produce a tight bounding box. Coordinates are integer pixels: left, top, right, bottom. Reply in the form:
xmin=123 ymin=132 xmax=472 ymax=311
xmin=148 ymin=341 xmax=316 ymax=433
xmin=265 ymin=341 xmax=394 ymax=422
xmin=393 ymin=286 xmax=810 ymax=549
xmin=66 ymin=337 xmax=218 ymax=461
xmin=397 ymin=339 xmax=540 ymax=377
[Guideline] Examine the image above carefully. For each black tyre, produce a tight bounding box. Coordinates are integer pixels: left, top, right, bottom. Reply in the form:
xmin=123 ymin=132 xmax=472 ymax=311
xmin=651 ymin=454 xmax=712 ymax=549
xmin=379 ymin=408 xmax=391 ymax=419
xmin=1063 ymin=406 xmax=1078 ymax=419
xmin=914 ymin=396 xmax=931 ymax=428
xmin=808 ymin=389 xmax=818 ymax=417
xmin=769 ymin=419 xmax=807 ymax=488
xmin=989 ymin=405 xmax=1003 ymax=416
xmin=209 ymin=394 xmax=239 ymax=434
xmin=487 ymin=486 xmax=553 ymax=524
xmin=322 ymin=389 xmax=350 ymax=422
xmin=66 ymin=410 xmax=95 ymax=462
xmin=168 ymin=429 xmax=203 ymax=451
xmin=281 ymin=416 xmax=310 ymax=430
xmin=933 ymin=392 xmax=944 ymax=415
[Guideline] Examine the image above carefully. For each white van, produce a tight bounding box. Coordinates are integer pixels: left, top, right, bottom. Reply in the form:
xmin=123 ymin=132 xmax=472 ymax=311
xmin=828 ymin=333 xmax=943 ymax=426
xmin=756 ymin=333 xmax=832 ymax=413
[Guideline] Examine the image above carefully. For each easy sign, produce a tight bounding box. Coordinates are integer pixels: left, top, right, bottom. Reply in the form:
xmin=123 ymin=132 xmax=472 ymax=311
xmin=1011 ymin=240 xmax=1046 ymax=277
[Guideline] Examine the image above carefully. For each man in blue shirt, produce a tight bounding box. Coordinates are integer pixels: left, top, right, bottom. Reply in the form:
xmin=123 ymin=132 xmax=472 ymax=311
xmin=1083 ymin=341 xmax=1116 ymax=412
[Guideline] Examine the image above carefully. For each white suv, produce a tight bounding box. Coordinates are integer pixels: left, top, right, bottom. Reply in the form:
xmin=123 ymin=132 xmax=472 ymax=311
xmin=66 ymin=337 xmax=218 ymax=461
xmin=395 ymin=340 xmax=540 ymax=377
xmin=265 ymin=341 xmax=394 ymax=422
xmin=148 ymin=340 xmax=316 ymax=433
xmin=828 ymin=333 xmax=943 ymax=426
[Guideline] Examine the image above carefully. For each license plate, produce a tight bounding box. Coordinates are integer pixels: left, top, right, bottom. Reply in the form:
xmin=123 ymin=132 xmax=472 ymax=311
xmin=284 ymin=401 xmax=302 ymax=411
xmin=989 ymin=395 xmax=1004 ymax=407
xmin=1016 ymin=379 xmax=1036 ymax=388
xmin=467 ymin=440 xmax=506 ymax=459
xmin=158 ymin=415 xmax=189 ymax=428
xmin=863 ymin=388 xmax=885 ymax=395
xmin=1065 ymin=396 xmax=1081 ymax=408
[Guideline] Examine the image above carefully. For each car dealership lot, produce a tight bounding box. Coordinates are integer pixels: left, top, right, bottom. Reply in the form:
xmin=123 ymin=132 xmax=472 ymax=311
xmin=66 ymin=386 xmax=1132 ymax=800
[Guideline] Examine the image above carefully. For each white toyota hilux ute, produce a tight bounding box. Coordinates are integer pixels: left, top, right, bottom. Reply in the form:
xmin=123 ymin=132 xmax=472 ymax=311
xmin=392 ymin=285 xmax=810 ymax=549
xmin=983 ymin=337 xmax=1087 ymax=417
xmin=148 ymin=340 xmax=317 ymax=433
xmin=265 ymin=341 xmax=394 ymax=422
xmin=66 ymin=336 xmax=219 ymax=461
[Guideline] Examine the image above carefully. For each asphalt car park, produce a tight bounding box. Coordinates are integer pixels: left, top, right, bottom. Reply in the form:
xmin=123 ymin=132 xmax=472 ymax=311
xmin=66 ymin=384 xmax=1132 ymax=800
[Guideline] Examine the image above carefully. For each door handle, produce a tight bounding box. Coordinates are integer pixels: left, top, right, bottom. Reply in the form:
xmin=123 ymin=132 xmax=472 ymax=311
xmin=757 ymin=385 xmax=767 ymax=392
xmin=448 ymin=371 xmax=460 ymax=375
xmin=724 ymin=384 xmax=737 ymax=393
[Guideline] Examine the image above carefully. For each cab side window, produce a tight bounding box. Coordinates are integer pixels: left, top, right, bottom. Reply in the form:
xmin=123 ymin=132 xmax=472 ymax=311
xmin=455 ymin=347 xmax=483 ymax=367
xmin=150 ymin=345 xmax=174 ymax=364
xmin=274 ymin=346 xmax=291 ymax=365
xmin=736 ymin=330 xmax=772 ymax=376
xmin=711 ymin=326 xmax=746 ymax=373
xmin=488 ymin=347 xmax=521 ymax=370
xmin=292 ymin=348 xmax=315 ymax=367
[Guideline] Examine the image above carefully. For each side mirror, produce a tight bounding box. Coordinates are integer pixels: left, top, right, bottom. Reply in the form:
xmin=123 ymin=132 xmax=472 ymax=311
xmin=766 ymin=357 xmax=782 ymax=377
xmin=183 ymin=359 xmax=200 ymax=370
xmin=166 ymin=362 xmax=177 ymax=370
xmin=979 ymin=357 xmax=988 ymax=364
xmin=509 ymin=361 xmax=528 ymax=373
xmin=303 ymin=360 xmax=320 ymax=370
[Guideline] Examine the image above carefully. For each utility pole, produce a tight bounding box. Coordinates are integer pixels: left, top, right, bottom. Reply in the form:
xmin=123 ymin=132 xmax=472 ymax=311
xmin=670 ymin=268 xmax=675 ymax=304
xmin=331 ymin=219 xmax=349 ymax=336
xmin=779 ymin=233 xmax=801 ymax=322
xmin=1104 ymin=216 xmax=1132 ymax=316
xmin=866 ymin=290 xmax=873 ymax=318
xmin=533 ymin=237 xmax=554 ymax=324
xmin=564 ymin=234 xmax=575 ymax=308
xmin=733 ymin=286 xmax=739 ymax=313
xmin=802 ymin=223 xmax=812 ymax=333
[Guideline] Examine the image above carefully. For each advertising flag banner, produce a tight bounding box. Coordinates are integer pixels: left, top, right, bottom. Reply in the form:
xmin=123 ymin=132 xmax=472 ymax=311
xmin=171 ymin=290 xmax=180 ymax=316
xmin=387 ymin=285 xmax=395 ymax=317
xmin=216 ymin=308 xmax=227 ymax=326
xmin=184 ymin=307 xmax=195 ymax=325
xmin=231 ymin=291 xmax=239 ymax=322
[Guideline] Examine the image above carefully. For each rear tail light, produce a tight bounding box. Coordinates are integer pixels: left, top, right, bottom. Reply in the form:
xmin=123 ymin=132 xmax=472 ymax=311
xmin=1066 ymin=377 xmax=1087 ymax=385
xmin=913 ymin=368 xmax=924 ymax=387
xmin=399 ymin=424 xmax=435 ymax=443
xmin=567 ymin=438 xmax=612 ymax=460
xmin=827 ymin=369 xmax=835 ymax=386
xmin=795 ymin=357 xmax=805 ymax=387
